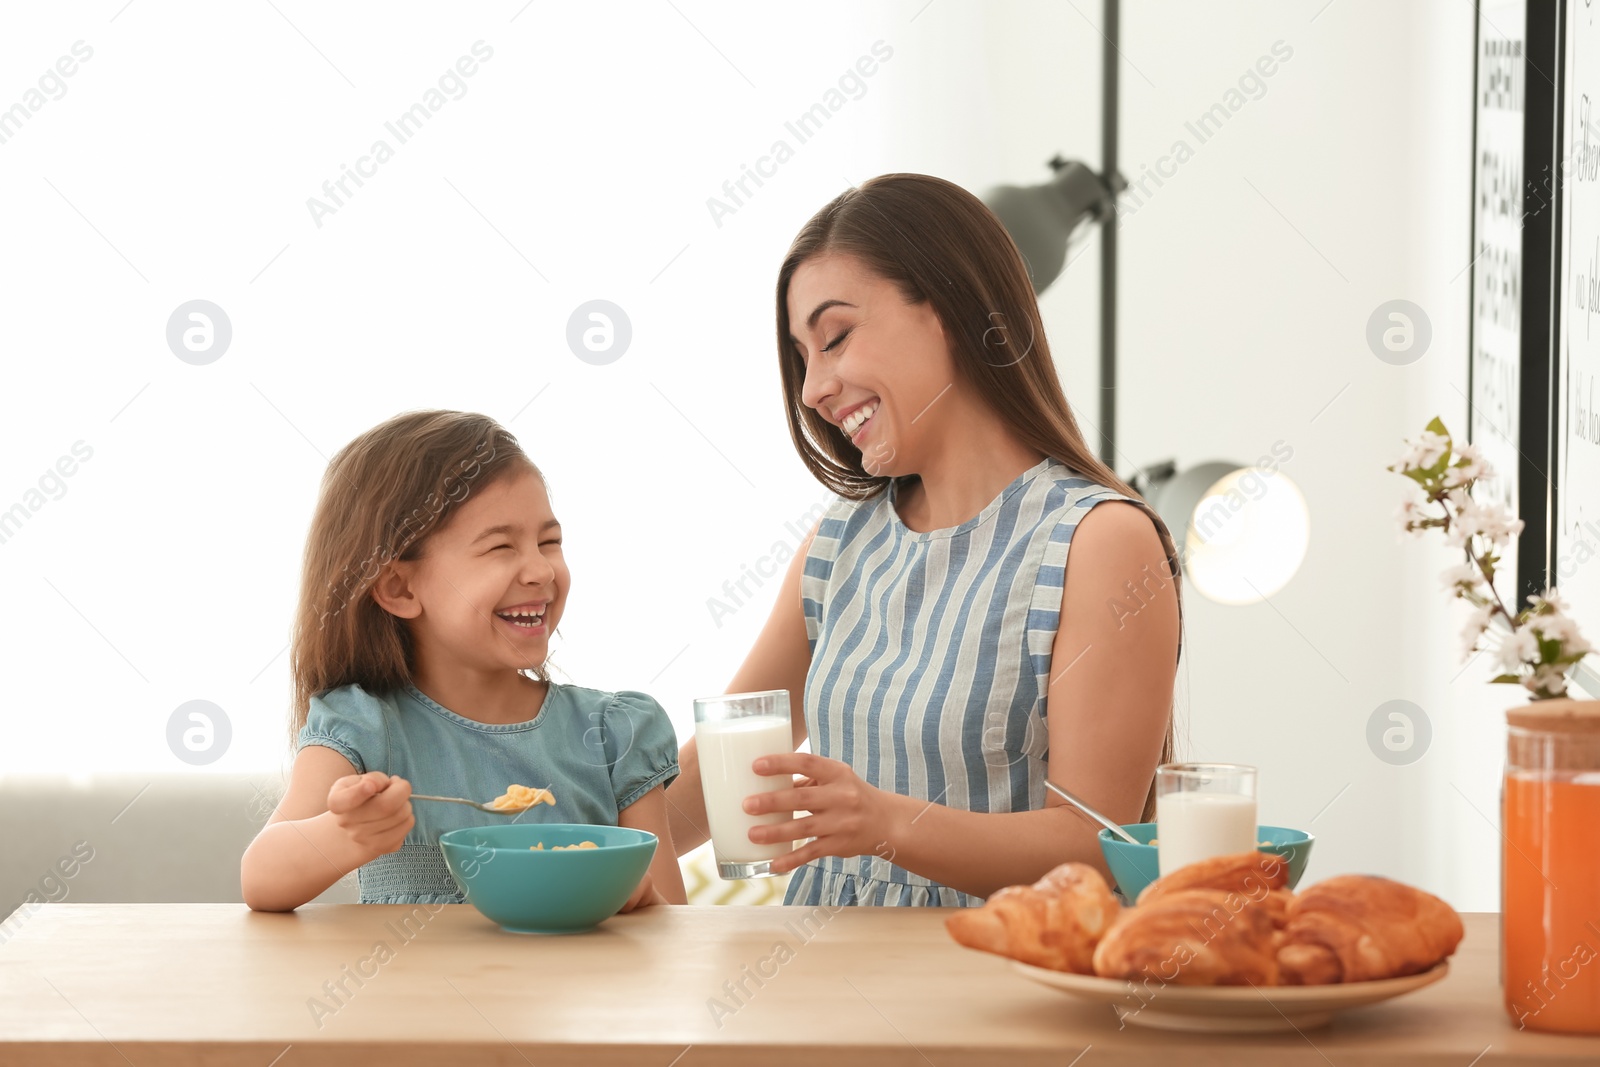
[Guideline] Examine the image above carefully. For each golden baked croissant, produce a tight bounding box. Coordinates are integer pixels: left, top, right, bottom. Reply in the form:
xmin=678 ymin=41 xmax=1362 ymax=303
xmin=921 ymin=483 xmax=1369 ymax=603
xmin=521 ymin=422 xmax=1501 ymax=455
xmin=1091 ymin=888 xmax=1280 ymax=986
xmin=1136 ymin=850 xmax=1294 ymax=927
xmin=944 ymin=862 xmax=1122 ymax=974
xmin=1137 ymin=850 xmax=1289 ymax=905
xmin=1276 ymin=874 xmax=1464 ymax=985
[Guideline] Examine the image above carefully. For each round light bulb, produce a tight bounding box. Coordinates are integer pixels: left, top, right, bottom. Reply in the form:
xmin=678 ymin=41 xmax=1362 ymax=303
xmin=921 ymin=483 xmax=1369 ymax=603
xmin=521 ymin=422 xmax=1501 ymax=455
xmin=1181 ymin=468 xmax=1309 ymax=605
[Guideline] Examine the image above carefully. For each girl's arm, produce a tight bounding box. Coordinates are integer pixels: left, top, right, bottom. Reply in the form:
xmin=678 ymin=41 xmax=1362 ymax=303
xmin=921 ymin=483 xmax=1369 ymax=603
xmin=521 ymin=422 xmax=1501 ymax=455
xmin=617 ymin=785 xmax=687 ymax=906
xmin=240 ymin=745 xmax=415 ymax=911
xmin=667 ymin=525 xmax=816 ymax=855
xmin=747 ymin=501 xmax=1180 ymax=899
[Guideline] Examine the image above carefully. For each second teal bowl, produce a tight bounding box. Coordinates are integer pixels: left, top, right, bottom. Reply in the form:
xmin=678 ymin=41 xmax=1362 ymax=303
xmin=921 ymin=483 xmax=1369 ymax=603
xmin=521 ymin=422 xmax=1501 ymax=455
xmin=439 ymin=823 xmax=656 ymax=934
xmin=1096 ymin=823 xmax=1314 ymax=903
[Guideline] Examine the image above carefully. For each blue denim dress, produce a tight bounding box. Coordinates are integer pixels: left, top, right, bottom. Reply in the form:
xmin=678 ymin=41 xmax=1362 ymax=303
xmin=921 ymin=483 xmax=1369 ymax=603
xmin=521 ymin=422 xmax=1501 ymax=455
xmin=298 ymin=681 xmax=679 ymax=904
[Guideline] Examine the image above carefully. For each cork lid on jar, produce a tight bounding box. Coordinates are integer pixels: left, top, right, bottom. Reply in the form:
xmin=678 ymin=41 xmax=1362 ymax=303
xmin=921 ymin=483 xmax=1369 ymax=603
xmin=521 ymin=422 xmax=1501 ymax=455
xmin=1506 ymin=697 xmax=1600 ymax=732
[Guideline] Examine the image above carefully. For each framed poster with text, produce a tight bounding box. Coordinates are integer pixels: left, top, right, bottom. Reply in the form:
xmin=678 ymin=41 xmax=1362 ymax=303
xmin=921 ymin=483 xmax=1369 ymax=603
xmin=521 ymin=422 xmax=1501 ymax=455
xmin=1558 ymin=0 xmax=1600 ymax=697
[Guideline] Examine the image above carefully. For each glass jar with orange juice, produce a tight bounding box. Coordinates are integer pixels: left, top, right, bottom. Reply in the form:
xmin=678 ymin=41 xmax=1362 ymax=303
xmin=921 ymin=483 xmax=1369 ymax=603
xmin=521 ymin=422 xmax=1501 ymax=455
xmin=1503 ymin=698 xmax=1600 ymax=1033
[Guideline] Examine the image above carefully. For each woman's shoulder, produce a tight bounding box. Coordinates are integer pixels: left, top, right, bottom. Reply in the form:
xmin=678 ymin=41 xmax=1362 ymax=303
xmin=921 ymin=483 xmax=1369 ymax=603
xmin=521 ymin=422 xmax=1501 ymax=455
xmin=813 ymin=483 xmax=897 ymax=538
xmin=1039 ymin=460 xmax=1135 ymax=507
xmin=1036 ymin=465 xmax=1178 ymax=613
xmin=800 ymin=489 xmax=892 ymax=582
xmin=1034 ymin=462 xmax=1166 ymax=540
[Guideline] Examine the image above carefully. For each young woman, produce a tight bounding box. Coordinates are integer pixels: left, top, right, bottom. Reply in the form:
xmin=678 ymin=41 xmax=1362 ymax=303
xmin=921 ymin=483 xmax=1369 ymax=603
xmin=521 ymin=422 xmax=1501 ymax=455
xmin=666 ymin=173 xmax=1185 ymax=907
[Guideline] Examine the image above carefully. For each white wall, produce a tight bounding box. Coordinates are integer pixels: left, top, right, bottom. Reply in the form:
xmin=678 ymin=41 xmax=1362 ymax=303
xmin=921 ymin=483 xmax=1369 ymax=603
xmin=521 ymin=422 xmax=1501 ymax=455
xmin=0 ymin=0 xmax=1500 ymax=908
xmin=0 ymin=1 xmax=905 ymax=778
xmin=1110 ymin=0 xmax=1489 ymax=908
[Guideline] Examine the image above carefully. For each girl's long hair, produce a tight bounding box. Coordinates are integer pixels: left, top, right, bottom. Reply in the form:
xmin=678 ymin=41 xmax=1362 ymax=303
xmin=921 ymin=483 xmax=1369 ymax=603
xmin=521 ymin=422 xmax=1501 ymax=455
xmin=288 ymin=410 xmax=543 ymax=742
xmin=774 ymin=173 xmax=1184 ymax=821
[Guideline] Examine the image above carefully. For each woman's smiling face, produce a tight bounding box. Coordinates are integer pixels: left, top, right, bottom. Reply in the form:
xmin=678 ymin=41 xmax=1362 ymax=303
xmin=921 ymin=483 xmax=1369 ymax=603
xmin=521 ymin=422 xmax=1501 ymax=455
xmin=385 ymin=464 xmax=568 ymax=675
xmin=786 ymin=252 xmax=957 ymax=478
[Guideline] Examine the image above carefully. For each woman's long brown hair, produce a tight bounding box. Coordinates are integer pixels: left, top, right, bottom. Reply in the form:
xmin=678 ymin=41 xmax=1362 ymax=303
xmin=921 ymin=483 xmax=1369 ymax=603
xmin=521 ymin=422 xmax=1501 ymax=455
xmin=774 ymin=173 xmax=1184 ymax=822
xmin=287 ymin=410 xmax=543 ymax=743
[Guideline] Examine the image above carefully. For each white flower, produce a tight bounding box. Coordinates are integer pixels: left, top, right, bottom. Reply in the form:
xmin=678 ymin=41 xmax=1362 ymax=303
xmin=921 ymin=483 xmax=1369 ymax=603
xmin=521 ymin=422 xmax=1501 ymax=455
xmin=1393 ymin=422 xmax=1594 ymax=694
xmin=1397 ymin=430 xmax=1452 ymax=471
xmin=1529 ymin=588 xmax=1572 ymax=615
xmin=1497 ymin=627 xmax=1541 ymax=672
xmin=1395 ymin=498 xmax=1424 ymax=536
xmin=1460 ymin=604 xmax=1496 ymax=661
xmin=1527 ymin=611 xmax=1596 ymax=657
xmin=1443 ymin=453 xmax=1491 ymax=487
xmin=1447 ymin=497 xmax=1525 ymax=549
xmin=1524 ymin=663 xmax=1571 ymax=699
xmin=1440 ymin=562 xmax=1482 ymax=594
xmin=1527 ymin=612 xmax=1573 ymax=642
xmin=1487 ymin=504 xmax=1525 ymax=541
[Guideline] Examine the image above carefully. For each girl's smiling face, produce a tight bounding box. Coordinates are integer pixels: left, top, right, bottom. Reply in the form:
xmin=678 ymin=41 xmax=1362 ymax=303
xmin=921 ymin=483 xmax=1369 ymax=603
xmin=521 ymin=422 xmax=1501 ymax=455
xmin=786 ymin=252 xmax=956 ymax=478
xmin=377 ymin=464 xmax=567 ymax=676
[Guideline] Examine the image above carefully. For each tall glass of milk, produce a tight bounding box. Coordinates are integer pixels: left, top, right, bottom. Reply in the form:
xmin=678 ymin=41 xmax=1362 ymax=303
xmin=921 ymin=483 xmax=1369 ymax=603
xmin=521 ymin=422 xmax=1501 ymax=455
xmin=1154 ymin=762 xmax=1258 ymax=875
xmin=693 ymin=689 xmax=796 ymax=879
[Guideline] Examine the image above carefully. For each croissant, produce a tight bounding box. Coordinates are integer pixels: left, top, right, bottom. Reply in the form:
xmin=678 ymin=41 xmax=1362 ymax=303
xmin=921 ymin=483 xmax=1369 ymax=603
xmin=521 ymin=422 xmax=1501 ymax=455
xmin=1136 ymin=850 xmax=1294 ymax=927
xmin=1091 ymin=888 xmax=1280 ymax=986
xmin=944 ymin=862 xmax=1122 ymax=974
xmin=1276 ymin=874 xmax=1464 ymax=985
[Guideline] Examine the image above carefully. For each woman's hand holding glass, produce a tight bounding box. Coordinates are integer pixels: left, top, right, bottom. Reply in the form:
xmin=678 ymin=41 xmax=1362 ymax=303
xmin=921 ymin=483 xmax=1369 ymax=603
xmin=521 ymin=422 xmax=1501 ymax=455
xmin=742 ymin=752 xmax=893 ymax=876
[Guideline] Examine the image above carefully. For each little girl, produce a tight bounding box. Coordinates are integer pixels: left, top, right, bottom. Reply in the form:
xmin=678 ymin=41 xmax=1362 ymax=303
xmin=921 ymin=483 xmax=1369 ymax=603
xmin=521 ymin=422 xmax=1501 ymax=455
xmin=241 ymin=410 xmax=686 ymax=911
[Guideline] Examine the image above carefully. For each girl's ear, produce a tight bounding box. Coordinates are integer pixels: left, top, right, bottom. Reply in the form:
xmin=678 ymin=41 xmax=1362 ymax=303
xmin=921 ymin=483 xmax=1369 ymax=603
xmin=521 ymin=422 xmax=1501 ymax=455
xmin=370 ymin=561 xmax=422 ymax=620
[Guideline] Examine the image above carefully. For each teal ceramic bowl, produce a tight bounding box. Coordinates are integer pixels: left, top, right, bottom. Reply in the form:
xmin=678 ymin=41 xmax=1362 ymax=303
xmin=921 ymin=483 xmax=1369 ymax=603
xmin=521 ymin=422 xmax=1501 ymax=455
xmin=439 ymin=823 xmax=656 ymax=934
xmin=1096 ymin=823 xmax=1314 ymax=903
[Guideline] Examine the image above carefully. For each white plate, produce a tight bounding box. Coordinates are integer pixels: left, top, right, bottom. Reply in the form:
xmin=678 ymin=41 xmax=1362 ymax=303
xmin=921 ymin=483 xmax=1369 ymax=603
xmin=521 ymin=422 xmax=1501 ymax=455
xmin=1009 ymin=959 xmax=1450 ymax=1032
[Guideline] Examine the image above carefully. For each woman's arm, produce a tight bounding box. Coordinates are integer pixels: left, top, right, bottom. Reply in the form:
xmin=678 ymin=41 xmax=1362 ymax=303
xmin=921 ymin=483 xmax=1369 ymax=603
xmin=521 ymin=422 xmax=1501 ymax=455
xmin=665 ymin=525 xmax=816 ymax=855
xmin=240 ymin=746 xmax=414 ymax=911
xmin=747 ymin=501 xmax=1180 ymax=898
xmin=617 ymin=785 xmax=688 ymax=906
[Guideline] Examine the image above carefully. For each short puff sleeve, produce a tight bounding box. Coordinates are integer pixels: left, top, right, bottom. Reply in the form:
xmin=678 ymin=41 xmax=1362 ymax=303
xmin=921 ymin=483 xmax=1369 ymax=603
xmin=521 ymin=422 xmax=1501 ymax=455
xmin=602 ymin=690 xmax=680 ymax=810
xmin=297 ymin=684 xmax=392 ymax=774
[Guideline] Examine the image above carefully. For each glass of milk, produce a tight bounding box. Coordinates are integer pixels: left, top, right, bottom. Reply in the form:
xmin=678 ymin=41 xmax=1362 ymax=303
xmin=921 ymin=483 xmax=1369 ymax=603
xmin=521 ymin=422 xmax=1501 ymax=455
xmin=1154 ymin=762 xmax=1258 ymax=875
xmin=693 ymin=689 xmax=796 ymax=879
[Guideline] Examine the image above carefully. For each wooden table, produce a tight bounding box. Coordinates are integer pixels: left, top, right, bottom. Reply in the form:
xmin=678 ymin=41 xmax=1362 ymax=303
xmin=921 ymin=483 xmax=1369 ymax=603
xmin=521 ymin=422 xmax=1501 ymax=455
xmin=2 ymin=904 xmax=1597 ymax=1065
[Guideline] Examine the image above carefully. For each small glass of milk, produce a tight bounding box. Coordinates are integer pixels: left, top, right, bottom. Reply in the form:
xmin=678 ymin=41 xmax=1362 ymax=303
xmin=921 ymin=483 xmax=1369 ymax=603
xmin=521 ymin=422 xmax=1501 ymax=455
xmin=1154 ymin=762 xmax=1258 ymax=876
xmin=693 ymin=689 xmax=796 ymax=879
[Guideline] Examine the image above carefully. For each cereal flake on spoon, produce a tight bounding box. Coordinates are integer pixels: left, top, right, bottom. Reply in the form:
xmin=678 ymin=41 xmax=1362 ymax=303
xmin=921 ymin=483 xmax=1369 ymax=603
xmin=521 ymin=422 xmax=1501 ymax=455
xmin=488 ymin=784 xmax=557 ymax=812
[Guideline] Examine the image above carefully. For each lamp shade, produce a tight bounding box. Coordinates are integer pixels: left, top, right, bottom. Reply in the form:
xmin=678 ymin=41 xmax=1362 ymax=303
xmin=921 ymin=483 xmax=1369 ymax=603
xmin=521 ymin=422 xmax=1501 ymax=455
xmin=1144 ymin=461 xmax=1309 ymax=606
xmin=983 ymin=161 xmax=1119 ymax=294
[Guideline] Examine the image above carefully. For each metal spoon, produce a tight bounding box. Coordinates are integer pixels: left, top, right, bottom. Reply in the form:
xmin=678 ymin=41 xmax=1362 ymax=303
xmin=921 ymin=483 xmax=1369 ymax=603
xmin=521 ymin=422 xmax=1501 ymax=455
xmin=411 ymin=788 xmax=553 ymax=815
xmin=1044 ymin=779 xmax=1142 ymax=845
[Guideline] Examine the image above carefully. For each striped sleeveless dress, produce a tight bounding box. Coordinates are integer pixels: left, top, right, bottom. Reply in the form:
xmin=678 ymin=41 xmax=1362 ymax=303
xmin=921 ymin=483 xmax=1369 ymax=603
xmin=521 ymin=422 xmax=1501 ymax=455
xmin=784 ymin=455 xmax=1154 ymax=908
